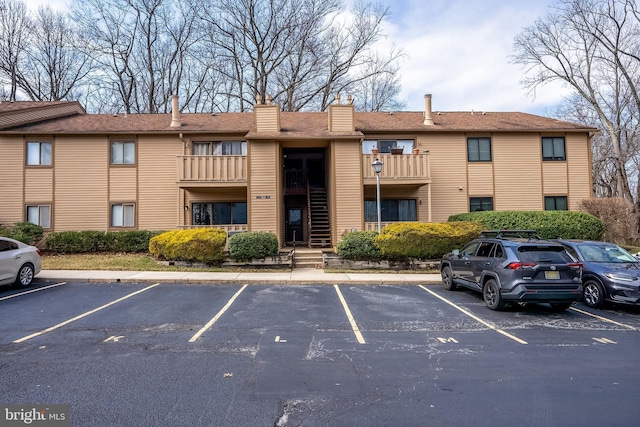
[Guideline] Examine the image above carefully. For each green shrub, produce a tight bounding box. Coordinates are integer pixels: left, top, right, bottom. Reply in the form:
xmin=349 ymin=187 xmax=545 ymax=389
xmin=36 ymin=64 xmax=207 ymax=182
xmin=0 ymin=222 xmax=43 ymax=245
xmin=228 ymin=231 xmax=279 ymax=260
xmin=149 ymin=228 xmax=227 ymax=264
xmin=337 ymin=231 xmax=382 ymax=260
xmin=45 ymin=230 xmax=163 ymax=253
xmin=448 ymin=211 xmax=604 ymax=240
xmin=375 ymin=221 xmax=484 ymax=259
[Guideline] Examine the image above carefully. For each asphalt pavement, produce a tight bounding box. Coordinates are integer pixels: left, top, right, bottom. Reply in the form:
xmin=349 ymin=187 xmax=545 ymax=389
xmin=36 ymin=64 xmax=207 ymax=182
xmin=34 ymin=268 xmax=443 ymax=285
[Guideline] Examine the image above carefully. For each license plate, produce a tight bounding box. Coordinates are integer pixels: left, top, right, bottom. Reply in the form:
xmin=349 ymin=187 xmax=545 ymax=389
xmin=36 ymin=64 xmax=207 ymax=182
xmin=545 ymin=271 xmax=560 ymax=279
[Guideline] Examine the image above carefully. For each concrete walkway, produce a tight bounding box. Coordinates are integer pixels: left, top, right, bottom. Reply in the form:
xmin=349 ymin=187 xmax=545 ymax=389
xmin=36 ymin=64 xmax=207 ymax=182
xmin=35 ymin=268 xmax=443 ymax=285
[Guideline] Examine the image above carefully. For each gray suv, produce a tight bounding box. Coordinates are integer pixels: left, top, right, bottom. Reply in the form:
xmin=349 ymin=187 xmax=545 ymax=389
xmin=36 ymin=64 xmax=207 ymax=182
xmin=440 ymin=230 xmax=583 ymax=311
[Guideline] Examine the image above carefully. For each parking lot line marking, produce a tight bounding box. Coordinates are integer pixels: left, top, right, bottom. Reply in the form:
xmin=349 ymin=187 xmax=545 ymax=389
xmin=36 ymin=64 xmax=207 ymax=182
xmin=334 ymin=285 xmax=366 ymax=344
xmin=418 ymin=285 xmax=528 ymax=345
xmin=0 ymin=282 xmax=67 ymax=301
xmin=570 ymin=307 xmax=638 ymax=330
xmin=13 ymin=283 xmax=160 ymax=343
xmin=189 ymin=284 xmax=247 ymax=343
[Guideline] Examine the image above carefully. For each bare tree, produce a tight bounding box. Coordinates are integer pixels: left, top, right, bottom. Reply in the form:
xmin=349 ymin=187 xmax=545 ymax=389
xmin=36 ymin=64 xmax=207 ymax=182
xmin=513 ymin=0 xmax=640 ymax=207
xmin=0 ymin=0 xmax=30 ymax=101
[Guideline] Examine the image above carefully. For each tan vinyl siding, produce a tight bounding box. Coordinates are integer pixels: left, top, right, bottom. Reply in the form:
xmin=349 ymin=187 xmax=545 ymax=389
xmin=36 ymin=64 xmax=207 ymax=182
xmin=254 ymin=105 xmax=280 ymax=132
xmin=109 ymin=168 xmax=137 ymax=200
xmin=25 ymin=168 xmax=53 ymax=201
xmin=467 ymin=163 xmax=494 ymax=195
xmin=248 ymin=141 xmax=279 ymax=234
xmin=328 ymin=104 xmax=354 ymax=132
xmin=0 ymin=136 xmax=24 ymax=224
xmin=493 ymin=133 xmax=542 ymax=210
xmin=567 ymin=133 xmax=592 ymax=208
xmin=137 ymin=136 xmax=179 ymax=230
xmin=332 ymin=140 xmax=363 ymax=235
xmin=55 ymin=136 xmax=108 ymax=231
xmin=427 ymin=134 xmax=468 ymax=221
xmin=542 ymin=162 xmax=568 ymax=194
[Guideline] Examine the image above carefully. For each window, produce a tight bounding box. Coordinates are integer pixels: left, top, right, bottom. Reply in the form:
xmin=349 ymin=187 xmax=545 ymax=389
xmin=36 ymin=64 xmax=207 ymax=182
xmin=364 ymin=199 xmax=417 ymax=222
xmin=193 ymin=141 xmax=246 ymax=156
xmin=470 ymin=197 xmax=493 ymax=212
xmin=542 ymin=137 xmax=566 ymax=161
xmin=111 ymin=141 xmax=135 ymax=164
xmin=111 ymin=203 xmax=135 ymax=227
xmin=26 ymin=141 xmax=52 ymax=165
xmin=476 ymin=242 xmax=495 ymax=257
xmin=545 ymin=196 xmax=568 ymax=210
xmin=26 ymin=205 xmax=51 ymax=228
xmin=362 ymin=139 xmax=414 ymax=154
xmin=192 ymin=202 xmax=247 ymax=225
xmin=467 ymin=137 xmax=491 ymax=162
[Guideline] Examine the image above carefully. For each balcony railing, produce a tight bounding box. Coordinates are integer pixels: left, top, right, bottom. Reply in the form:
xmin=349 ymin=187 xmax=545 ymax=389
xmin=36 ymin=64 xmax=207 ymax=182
xmin=362 ymin=153 xmax=431 ymax=183
xmin=177 ymin=155 xmax=247 ymax=183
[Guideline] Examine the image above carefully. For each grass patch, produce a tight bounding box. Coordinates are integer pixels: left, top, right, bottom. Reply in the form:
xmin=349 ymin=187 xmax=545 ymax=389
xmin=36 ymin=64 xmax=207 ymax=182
xmin=43 ymin=253 xmax=230 ymax=272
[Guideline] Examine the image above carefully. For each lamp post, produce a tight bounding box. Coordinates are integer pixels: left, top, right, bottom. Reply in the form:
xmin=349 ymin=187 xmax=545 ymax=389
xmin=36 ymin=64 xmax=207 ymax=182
xmin=372 ymin=158 xmax=384 ymax=234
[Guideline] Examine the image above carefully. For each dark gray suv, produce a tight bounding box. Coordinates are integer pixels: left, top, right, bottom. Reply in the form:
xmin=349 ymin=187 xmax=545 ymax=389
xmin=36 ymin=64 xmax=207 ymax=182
xmin=440 ymin=231 xmax=583 ymax=311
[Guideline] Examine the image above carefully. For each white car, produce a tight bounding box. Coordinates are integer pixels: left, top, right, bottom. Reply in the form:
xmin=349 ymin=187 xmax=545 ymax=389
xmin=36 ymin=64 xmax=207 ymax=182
xmin=0 ymin=237 xmax=42 ymax=287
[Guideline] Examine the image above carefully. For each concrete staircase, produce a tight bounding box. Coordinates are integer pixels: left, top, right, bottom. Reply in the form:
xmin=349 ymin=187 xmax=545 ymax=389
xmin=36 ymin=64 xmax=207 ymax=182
xmin=293 ymin=248 xmax=324 ymax=269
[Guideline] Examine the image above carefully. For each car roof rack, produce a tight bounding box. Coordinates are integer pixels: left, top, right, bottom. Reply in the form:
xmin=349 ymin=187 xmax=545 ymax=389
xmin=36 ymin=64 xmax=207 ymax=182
xmin=480 ymin=230 xmax=542 ymax=240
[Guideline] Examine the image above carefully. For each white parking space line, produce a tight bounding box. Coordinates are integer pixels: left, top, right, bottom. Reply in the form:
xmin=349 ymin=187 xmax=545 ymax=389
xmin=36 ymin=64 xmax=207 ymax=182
xmin=13 ymin=283 xmax=160 ymax=343
xmin=334 ymin=285 xmax=366 ymax=344
xmin=418 ymin=285 xmax=528 ymax=345
xmin=189 ymin=284 xmax=248 ymax=343
xmin=570 ymin=306 xmax=638 ymax=330
xmin=0 ymin=282 xmax=67 ymax=301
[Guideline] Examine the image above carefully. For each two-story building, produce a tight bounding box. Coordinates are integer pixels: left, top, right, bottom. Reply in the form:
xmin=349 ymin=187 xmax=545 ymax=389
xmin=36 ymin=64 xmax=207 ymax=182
xmin=0 ymin=94 xmax=596 ymax=248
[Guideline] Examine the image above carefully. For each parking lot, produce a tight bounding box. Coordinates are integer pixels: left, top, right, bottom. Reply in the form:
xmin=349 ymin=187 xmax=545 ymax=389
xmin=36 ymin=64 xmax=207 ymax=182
xmin=1 ymin=280 xmax=639 ymax=426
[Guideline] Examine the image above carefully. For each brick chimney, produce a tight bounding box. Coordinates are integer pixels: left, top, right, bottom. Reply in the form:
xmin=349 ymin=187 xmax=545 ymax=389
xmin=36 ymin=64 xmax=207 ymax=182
xmin=423 ymin=94 xmax=434 ymax=126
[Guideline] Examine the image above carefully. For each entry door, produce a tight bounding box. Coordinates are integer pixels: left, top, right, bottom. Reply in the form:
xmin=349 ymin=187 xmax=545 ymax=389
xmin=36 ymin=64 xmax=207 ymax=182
xmin=286 ymin=207 xmax=304 ymax=243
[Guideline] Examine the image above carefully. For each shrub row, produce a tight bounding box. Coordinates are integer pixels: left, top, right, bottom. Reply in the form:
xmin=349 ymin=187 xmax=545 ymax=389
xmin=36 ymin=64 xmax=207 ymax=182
xmin=0 ymin=222 xmax=44 ymax=245
xmin=149 ymin=228 xmax=227 ymax=265
xmin=228 ymin=231 xmax=279 ymax=260
xmin=45 ymin=230 xmax=163 ymax=253
xmin=448 ymin=210 xmax=604 ymax=240
xmin=337 ymin=221 xmax=484 ymax=261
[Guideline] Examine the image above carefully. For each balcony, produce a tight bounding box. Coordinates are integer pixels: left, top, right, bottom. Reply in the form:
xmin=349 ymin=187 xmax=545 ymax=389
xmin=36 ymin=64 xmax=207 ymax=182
xmin=362 ymin=153 xmax=431 ymax=185
xmin=177 ymin=155 xmax=247 ymax=186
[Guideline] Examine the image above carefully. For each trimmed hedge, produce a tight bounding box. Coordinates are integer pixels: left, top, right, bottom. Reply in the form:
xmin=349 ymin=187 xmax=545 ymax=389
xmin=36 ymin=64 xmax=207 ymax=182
xmin=149 ymin=228 xmax=227 ymax=265
xmin=448 ymin=210 xmax=604 ymax=240
xmin=0 ymin=222 xmax=43 ymax=245
xmin=45 ymin=230 xmax=163 ymax=254
xmin=337 ymin=231 xmax=382 ymax=260
xmin=228 ymin=231 xmax=279 ymax=260
xmin=375 ymin=221 xmax=484 ymax=259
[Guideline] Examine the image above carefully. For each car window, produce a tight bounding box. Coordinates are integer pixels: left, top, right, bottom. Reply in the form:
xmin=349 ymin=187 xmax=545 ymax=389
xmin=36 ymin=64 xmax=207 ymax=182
xmin=517 ymin=246 xmax=573 ymax=263
xmin=578 ymin=244 xmax=637 ymax=263
xmin=0 ymin=240 xmax=18 ymax=252
xmin=562 ymin=245 xmax=579 ymax=261
xmin=460 ymin=242 xmax=480 ymax=257
xmin=476 ymin=242 xmax=495 ymax=257
xmin=492 ymin=243 xmax=505 ymax=258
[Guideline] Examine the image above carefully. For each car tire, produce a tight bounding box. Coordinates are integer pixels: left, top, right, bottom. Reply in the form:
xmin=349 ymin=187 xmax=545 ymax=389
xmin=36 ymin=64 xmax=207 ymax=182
xmin=483 ymin=279 xmax=505 ymax=311
xmin=549 ymin=302 xmax=572 ymax=311
xmin=441 ymin=266 xmax=457 ymax=291
xmin=583 ymin=279 xmax=605 ymax=308
xmin=14 ymin=263 xmax=35 ymax=288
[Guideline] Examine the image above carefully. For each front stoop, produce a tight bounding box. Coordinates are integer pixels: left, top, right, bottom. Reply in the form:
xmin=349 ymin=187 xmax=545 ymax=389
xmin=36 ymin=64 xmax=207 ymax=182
xmin=293 ymin=248 xmax=324 ymax=269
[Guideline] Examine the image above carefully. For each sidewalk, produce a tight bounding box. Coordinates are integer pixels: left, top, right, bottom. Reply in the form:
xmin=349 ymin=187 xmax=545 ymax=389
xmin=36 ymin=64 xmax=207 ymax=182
xmin=34 ymin=268 xmax=443 ymax=286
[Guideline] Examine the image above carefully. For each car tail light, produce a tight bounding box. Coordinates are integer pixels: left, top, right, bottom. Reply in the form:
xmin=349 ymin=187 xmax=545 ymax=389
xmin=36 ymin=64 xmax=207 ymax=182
xmin=36 ymin=249 xmax=43 ymax=256
xmin=506 ymin=262 xmax=536 ymax=270
xmin=567 ymin=262 xmax=583 ymax=270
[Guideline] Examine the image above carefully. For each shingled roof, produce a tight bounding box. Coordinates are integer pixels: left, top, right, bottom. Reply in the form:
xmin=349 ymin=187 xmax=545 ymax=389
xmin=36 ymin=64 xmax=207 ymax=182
xmin=0 ymin=104 xmax=597 ymax=136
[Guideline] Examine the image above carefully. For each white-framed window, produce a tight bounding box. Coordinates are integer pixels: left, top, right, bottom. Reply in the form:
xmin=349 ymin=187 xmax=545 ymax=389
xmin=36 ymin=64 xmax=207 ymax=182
xmin=111 ymin=203 xmax=135 ymax=227
xmin=362 ymin=139 xmax=414 ymax=154
xmin=26 ymin=205 xmax=51 ymax=228
xmin=193 ymin=141 xmax=246 ymax=155
xmin=26 ymin=141 xmax=52 ymax=165
xmin=111 ymin=140 xmax=136 ymax=164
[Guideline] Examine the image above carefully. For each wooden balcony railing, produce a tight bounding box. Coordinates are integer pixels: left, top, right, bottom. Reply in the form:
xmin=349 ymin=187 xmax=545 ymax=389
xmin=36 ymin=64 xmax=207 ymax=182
xmin=177 ymin=155 xmax=247 ymax=183
xmin=362 ymin=153 xmax=431 ymax=184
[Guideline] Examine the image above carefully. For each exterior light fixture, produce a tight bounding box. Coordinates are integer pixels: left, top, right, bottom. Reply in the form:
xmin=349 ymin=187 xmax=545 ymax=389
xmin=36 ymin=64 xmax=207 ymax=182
xmin=372 ymin=158 xmax=384 ymax=234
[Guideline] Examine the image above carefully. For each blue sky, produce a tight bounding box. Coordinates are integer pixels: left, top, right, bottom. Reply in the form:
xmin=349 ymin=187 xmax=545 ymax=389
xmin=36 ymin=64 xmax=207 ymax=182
xmin=30 ymin=0 xmax=568 ymax=115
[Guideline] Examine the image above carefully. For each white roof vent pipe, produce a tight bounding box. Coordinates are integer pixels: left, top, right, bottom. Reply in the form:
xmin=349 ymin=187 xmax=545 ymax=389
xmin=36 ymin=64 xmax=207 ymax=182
xmin=170 ymin=94 xmax=181 ymax=127
xmin=423 ymin=94 xmax=434 ymax=126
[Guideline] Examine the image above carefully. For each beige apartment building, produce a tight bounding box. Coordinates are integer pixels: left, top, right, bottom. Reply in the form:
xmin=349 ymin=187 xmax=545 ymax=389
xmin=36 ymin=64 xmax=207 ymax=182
xmin=0 ymin=94 xmax=596 ymax=248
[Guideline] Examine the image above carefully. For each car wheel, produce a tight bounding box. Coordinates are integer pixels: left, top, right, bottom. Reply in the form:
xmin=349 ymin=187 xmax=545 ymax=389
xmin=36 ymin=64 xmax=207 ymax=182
xmin=583 ymin=279 xmax=605 ymax=308
xmin=549 ymin=302 xmax=572 ymax=311
xmin=441 ymin=266 xmax=457 ymax=291
xmin=483 ymin=279 xmax=505 ymax=311
xmin=14 ymin=263 xmax=35 ymax=288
